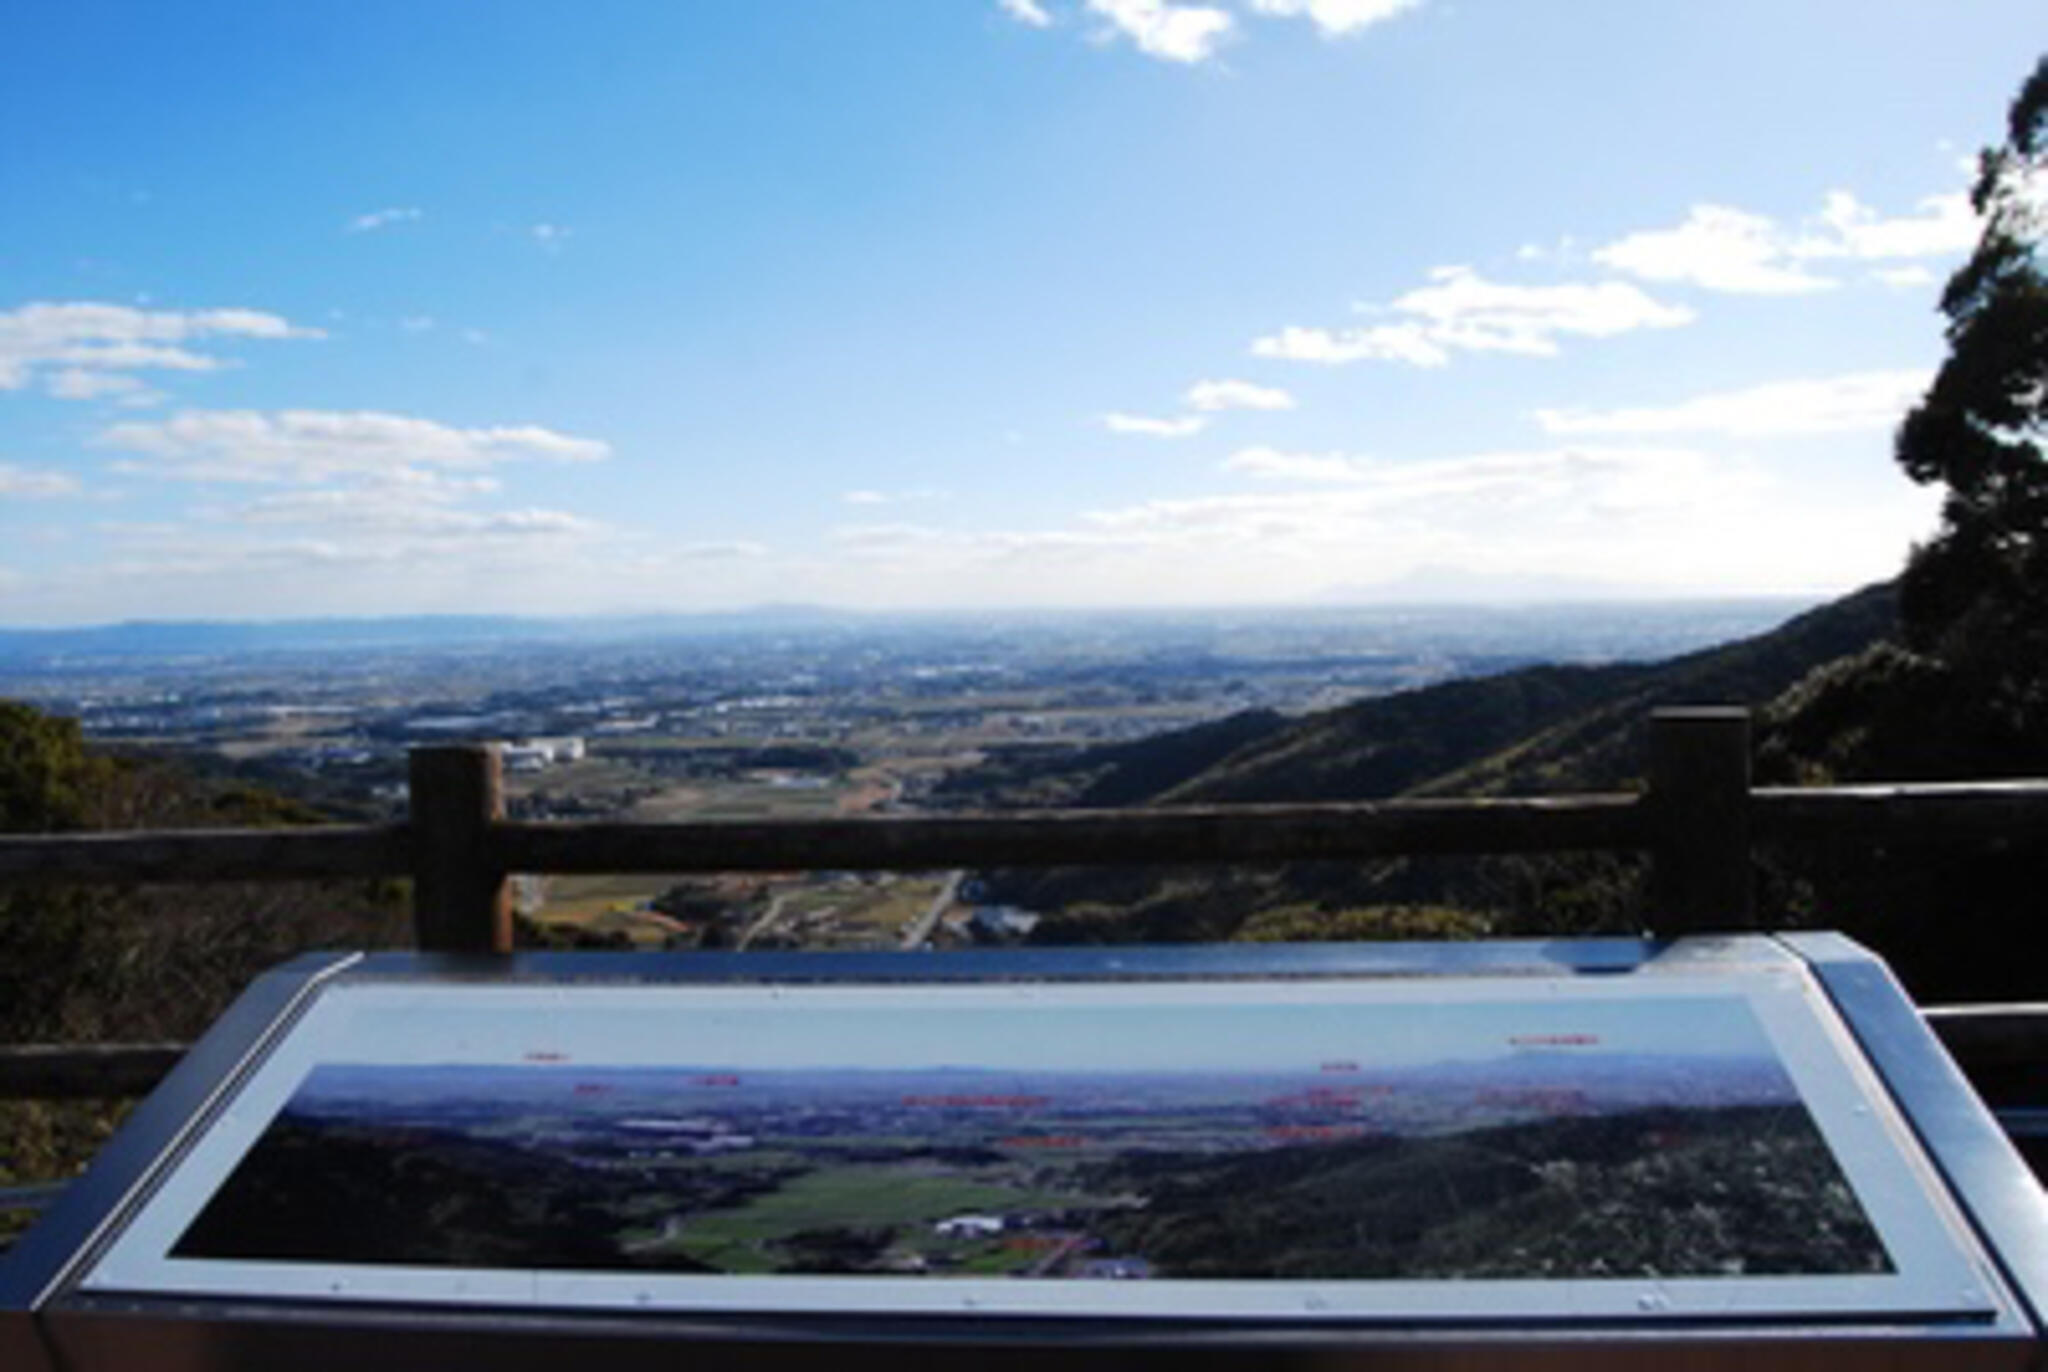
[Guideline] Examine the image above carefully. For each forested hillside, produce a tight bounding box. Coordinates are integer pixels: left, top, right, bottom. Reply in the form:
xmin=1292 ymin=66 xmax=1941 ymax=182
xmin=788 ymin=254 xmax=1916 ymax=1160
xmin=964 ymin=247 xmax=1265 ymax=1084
xmin=0 ymin=702 xmax=409 ymax=1226
xmin=946 ymin=574 xmax=2034 ymax=1001
xmin=940 ymin=584 xmax=1897 ymax=815
xmin=946 ymin=585 xmax=1896 ymax=952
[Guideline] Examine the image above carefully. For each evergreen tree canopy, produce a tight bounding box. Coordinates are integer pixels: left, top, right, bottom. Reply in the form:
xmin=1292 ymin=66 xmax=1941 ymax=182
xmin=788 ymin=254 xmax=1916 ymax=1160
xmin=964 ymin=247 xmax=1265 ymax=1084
xmin=0 ymin=701 xmax=111 ymax=833
xmin=1895 ymin=55 xmax=2048 ymax=664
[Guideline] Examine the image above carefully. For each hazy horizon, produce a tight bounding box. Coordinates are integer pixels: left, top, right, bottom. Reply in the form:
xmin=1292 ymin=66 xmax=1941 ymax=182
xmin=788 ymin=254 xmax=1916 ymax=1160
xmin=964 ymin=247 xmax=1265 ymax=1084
xmin=0 ymin=587 xmax=1830 ymax=636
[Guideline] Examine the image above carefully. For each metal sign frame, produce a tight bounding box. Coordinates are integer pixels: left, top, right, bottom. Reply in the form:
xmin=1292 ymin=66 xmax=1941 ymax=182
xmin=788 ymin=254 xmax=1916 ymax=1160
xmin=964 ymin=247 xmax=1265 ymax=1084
xmin=5 ymin=936 xmax=2045 ymax=1371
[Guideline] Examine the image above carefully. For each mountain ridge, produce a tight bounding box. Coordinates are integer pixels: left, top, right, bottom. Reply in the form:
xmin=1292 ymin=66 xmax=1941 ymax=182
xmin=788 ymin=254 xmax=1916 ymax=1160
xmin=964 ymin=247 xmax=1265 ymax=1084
xmin=943 ymin=582 xmax=1897 ymax=816
xmin=951 ymin=582 xmax=1905 ymax=952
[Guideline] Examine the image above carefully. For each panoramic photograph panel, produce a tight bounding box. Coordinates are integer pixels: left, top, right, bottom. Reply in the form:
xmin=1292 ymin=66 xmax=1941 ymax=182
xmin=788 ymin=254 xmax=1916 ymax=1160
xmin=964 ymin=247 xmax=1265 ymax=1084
xmin=172 ymin=992 xmax=1891 ymax=1281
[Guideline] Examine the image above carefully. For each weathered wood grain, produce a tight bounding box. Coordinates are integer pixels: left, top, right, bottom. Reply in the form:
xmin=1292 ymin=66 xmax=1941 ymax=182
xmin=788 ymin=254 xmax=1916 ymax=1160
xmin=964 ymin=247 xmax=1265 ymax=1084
xmin=409 ymin=745 xmax=511 ymax=954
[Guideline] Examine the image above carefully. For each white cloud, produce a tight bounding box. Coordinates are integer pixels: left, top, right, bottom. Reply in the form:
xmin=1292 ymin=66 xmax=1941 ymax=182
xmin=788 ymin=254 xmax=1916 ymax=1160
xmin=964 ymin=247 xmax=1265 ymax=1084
xmin=530 ymin=223 xmax=572 ymax=249
xmin=789 ymin=440 xmax=1922 ymax=608
xmin=98 ymin=409 xmax=610 ymax=484
xmin=1804 ymin=190 xmax=1977 ymax=260
xmin=1034 ymin=0 xmax=1418 ymax=61
xmin=1253 ymin=321 xmax=1451 ymax=366
xmin=827 ymin=521 xmax=1139 ymax=569
xmin=1596 ymin=191 xmax=1980 ymax=295
xmin=1085 ymin=0 xmax=1233 ymax=62
xmin=111 ymin=508 xmax=603 ymax=570
xmin=0 ymin=301 xmax=320 ymax=400
xmin=42 ymin=514 xmax=625 ymax=621
xmin=1103 ymin=411 xmax=1208 ymax=437
xmin=30 ymin=406 xmax=630 ymax=618
xmin=998 ymin=0 xmax=1054 ymax=26
xmin=1253 ymin=266 xmax=1692 ymax=368
xmin=1393 ymin=268 xmax=1695 ymax=353
xmin=46 ymin=368 xmax=153 ymax=401
xmin=1535 ymin=369 xmax=1932 ymax=439
xmin=1594 ymin=206 xmax=1837 ymax=295
xmin=59 ymin=424 xmax=628 ymax=622
xmin=229 ymin=472 xmax=499 ymax=523
xmin=47 ymin=472 xmax=630 ymax=624
xmin=1221 ymin=446 xmax=1370 ymax=482
xmin=458 ymin=508 xmax=600 ymax=536
xmin=28 ymin=480 xmax=785 ymax=619
xmin=345 ymin=207 xmax=422 ymax=234
xmin=230 ymin=486 xmax=601 ymax=539
xmin=1185 ymin=378 xmax=1295 ymax=411
xmin=830 ymin=522 xmax=954 ymax=559
xmin=676 ymin=540 xmax=769 ymax=559
xmin=1078 ymin=446 xmax=1781 ymax=562
xmin=1248 ymin=0 xmax=1420 ymax=37
xmin=1871 ymin=265 xmax=1937 ymax=289
xmin=0 ymin=463 xmax=81 ymax=498
xmin=839 ymin=448 xmax=1755 ymax=560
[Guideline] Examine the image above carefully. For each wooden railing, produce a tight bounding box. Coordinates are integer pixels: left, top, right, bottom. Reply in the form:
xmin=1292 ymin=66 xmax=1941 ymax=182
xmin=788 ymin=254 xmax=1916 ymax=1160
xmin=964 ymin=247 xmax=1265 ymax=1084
xmin=6 ymin=707 xmax=2047 ymax=946
xmin=3 ymin=705 xmax=2046 ymax=1130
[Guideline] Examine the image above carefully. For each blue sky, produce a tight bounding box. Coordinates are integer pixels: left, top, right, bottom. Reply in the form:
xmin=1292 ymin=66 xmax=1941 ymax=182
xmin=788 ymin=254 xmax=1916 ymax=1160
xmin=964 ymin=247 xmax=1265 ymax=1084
xmin=1 ymin=1 xmax=2036 ymax=624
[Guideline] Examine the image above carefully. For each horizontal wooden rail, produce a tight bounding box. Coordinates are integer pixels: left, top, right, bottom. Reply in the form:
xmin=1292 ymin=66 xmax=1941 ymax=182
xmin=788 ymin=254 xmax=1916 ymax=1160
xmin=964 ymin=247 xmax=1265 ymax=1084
xmin=3 ymin=783 xmax=2042 ymax=889
xmin=0 ymin=775 xmax=2041 ymax=953
xmin=0 ymin=709 xmax=2039 ymax=954
xmin=0 ymin=786 xmax=2039 ymax=892
xmin=0 ymin=824 xmax=406 ymax=885
xmin=493 ymin=795 xmax=1650 ymax=874
xmin=0 ymin=797 xmax=1647 ymax=888
xmin=1753 ymin=781 xmax=2048 ymax=842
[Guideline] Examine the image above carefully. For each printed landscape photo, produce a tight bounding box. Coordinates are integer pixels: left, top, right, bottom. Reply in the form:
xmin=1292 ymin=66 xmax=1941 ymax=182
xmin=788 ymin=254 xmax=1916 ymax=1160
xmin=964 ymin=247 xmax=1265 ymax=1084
xmin=174 ymin=996 xmax=1889 ymax=1282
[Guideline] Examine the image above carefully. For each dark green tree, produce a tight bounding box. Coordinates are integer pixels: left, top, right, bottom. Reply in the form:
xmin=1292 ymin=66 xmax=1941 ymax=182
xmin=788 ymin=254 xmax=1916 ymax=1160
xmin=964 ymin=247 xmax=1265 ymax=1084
xmin=1 ymin=699 xmax=409 ymax=1043
xmin=0 ymin=700 xmax=113 ymax=832
xmin=0 ymin=703 xmax=119 ymax=1040
xmin=1895 ymin=55 xmax=2048 ymax=697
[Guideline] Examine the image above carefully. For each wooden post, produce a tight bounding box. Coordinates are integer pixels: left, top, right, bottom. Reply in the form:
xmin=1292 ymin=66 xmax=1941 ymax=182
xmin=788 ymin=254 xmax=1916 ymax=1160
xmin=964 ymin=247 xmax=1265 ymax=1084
xmin=408 ymin=744 xmax=511 ymax=953
xmin=1646 ymin=707 xmax=1753 ymax=935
